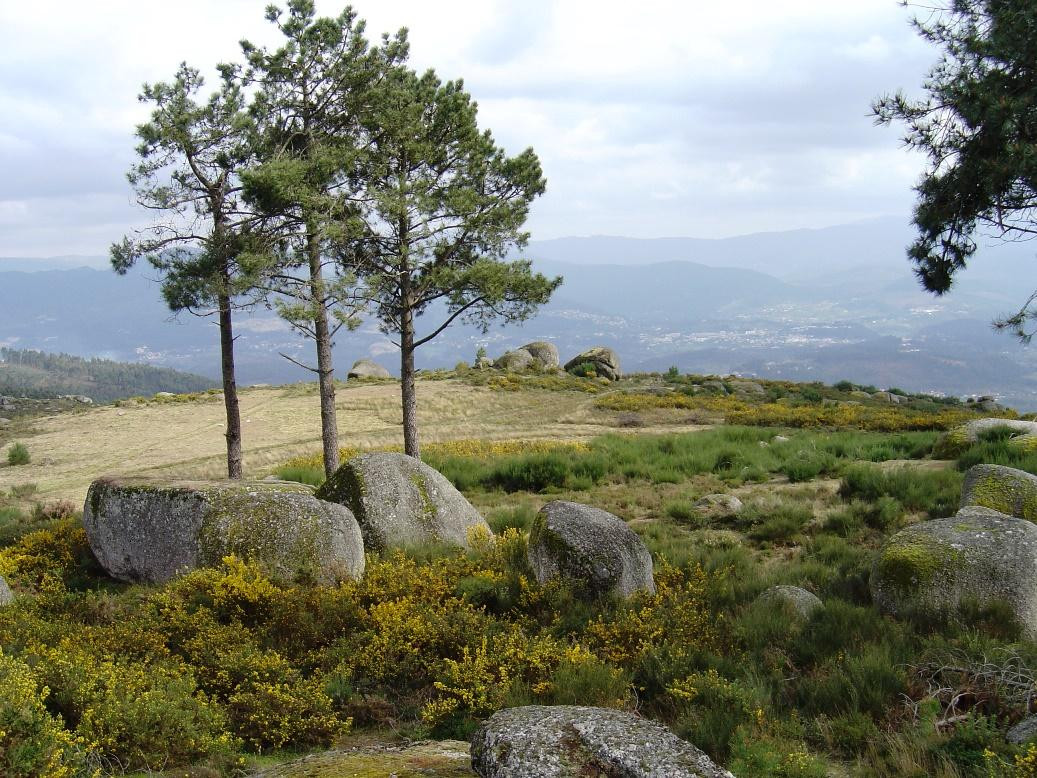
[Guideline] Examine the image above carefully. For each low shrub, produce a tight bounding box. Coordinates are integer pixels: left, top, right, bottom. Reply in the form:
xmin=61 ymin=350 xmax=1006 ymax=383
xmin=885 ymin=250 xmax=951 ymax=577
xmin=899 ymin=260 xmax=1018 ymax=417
xmin=7 ymin=442 xmax=30 ymax=466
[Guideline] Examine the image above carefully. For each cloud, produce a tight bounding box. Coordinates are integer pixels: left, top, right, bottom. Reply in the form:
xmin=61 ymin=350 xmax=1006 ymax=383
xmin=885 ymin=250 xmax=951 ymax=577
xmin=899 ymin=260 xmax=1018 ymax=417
xmin=0 ymin=0 xmax=937 ymax=257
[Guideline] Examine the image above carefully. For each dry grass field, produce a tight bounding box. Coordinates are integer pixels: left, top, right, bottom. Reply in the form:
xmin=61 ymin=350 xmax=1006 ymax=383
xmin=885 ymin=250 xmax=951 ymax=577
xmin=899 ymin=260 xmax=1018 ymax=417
xmin=0 ymin=378 xmax=707 ymax=504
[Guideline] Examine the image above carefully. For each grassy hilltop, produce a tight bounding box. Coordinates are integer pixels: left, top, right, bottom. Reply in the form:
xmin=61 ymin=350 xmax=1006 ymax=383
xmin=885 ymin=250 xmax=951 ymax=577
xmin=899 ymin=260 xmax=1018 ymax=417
xmin=2 ymin=369 xmax=1037 ymax=776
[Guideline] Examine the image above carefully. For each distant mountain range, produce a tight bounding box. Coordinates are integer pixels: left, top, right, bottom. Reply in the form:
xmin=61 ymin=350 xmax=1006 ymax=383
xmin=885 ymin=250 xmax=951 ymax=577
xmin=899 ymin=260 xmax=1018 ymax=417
xmin=2 ymin=217 xmax=1036 ymax=408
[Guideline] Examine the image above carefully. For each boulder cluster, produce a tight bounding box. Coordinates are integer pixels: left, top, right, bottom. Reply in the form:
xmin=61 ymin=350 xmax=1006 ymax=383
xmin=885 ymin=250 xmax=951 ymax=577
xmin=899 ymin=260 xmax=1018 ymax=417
xmin=488 ymin=342 xmax=623 ymax=381
xmin=871 ymin=462 xmax=1037 ymax=638
xmin=62 ymin=451 xmax=711 ymax=776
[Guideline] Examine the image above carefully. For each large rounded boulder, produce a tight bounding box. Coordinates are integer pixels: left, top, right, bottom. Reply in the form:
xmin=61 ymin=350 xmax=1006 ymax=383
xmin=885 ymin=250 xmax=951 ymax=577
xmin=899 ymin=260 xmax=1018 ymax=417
xmin=347 ymin=359 xmax=392 ymax=379
xmin=961 ymin=463 xmax=1037 ymax=522
xmin=83 ymin=477 xmax=365 ymax=585
xmin=471 ymin=705 xmax=734 ymax=778
xmin=756 ymin=585 xmax=822 ymax=619
xmin=316 ymin=453 xmax=490 ymax=551
xmin=871 ymin=506 xmax=1037 ymax=637
xmin=494 ymin=348 xmax=535 ymax=372
xmin=520 ymin=341 xmax=560 ymax=369
xmin=564 ymin=347 xmax=621 ymax=381
xmin=528 ymin=501 xmax=654 ymax=598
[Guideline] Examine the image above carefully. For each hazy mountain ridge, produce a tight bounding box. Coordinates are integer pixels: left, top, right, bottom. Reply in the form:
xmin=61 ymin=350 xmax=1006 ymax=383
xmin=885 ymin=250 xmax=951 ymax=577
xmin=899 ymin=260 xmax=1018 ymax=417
xmin=2 ymin=219 xmax=1035 ymax=407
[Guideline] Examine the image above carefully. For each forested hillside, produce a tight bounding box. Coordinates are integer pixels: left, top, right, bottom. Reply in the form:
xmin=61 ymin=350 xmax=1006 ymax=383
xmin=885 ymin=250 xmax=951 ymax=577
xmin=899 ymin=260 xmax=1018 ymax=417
xmin=0 ymin=348 xmax=217 ymax=403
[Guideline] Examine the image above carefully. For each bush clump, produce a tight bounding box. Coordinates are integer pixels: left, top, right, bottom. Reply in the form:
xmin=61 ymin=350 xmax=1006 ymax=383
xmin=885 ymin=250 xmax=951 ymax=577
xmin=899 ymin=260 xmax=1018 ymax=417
xmin=7 ymin=442 xmax=29 ymax=466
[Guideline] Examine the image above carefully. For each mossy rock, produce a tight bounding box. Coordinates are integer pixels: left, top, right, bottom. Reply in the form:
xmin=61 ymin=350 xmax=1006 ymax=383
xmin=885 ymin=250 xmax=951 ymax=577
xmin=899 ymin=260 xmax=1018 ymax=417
xmin=934 ymin=418 xmax=1037 ymax=458
xmin=471 ymin=705 xmax=734 ymax=777
xmin=871 ymin=506 xmax=1037 ymax=638
xmin=316 ymin=453 xmax=490 ymax=551
xmin=83 ymin=476 xmax=364 ymax=585
xmin=253 ymin=741 xmax=474 ymax=777
xmin=563 ymin=347 xmax=621 ymax=381
xmin=528 ymin=501 xmax=654 ymax=599
xmin=962 ymin=464 xmax=1037 ymax=522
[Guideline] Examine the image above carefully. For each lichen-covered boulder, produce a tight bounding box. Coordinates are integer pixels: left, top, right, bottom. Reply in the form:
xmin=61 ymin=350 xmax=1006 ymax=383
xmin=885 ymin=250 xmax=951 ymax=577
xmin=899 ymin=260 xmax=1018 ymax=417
xmin=528 ymin=501 xmax=654 ymax=598
xmin=520 ymin=341 xmax=560 ymax=369
xmin=936 ymin=418 xmax=1037 ymax=458
xmin=471 ymin=706 xmax=734 ymax=778
xmin=316 ymin=453 xmax=490 ymax=551
xmin=348 ymin=359 xmax=392 ymax=379
xmin=0 ymin=574 xmax=13 ymax=605
xmin=871 ymin=506 xmax=1037 ymax=637
xmin=564 ymin=347 xmax=621 ymax=381
xmin=83 ymin=477 xmax=364 ymax=585
xmin=494 ymin=348 xmax=534 ymax=371
xmin=694 ymin=493 xmax=743 ymax=518
xmin=961 ymin=464 xmax=1037 ymax=522
xmin=757 ymin=585 xmax=822 ymax=619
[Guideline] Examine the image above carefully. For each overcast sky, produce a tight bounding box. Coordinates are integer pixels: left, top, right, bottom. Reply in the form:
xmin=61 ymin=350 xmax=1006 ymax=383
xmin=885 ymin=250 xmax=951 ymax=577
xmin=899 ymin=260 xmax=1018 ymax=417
xmin=0 ymin=1 xmax=936 ymax=257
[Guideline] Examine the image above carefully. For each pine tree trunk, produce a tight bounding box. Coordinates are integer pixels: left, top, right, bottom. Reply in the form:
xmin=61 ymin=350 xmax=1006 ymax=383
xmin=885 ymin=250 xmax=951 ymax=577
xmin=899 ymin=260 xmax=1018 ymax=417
xmin=400 ymin=304 xmax=420 ymax=459
xmin=308 ymin=230 xmax=340 ymax=479
xmin=217 ymin=292 xmax=243 ymax=480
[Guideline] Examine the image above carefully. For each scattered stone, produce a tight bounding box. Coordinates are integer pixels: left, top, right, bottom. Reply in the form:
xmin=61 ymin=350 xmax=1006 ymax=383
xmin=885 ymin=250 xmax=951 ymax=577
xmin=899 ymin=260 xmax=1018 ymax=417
xmin=253 ymin=740 xmax=473 ymax=777
xmin=474 ymin=355 xmax=494 ymax=370
xmin=694 ymin=493 xmax=744 ymax=517
xmin=961 ymin=464 xmax=1037 ymax=522
xmin=73 ymin=395 xmax=93 ymax=404
xmin=528 ymin=501 xmax=654 ymax=598
xmin=83 ymin=477 xmax=364 ymax=585
xmin=348 ymin=358 xmax=392 ymax=379
xmin=772 ymin=434 xmax=790 ymax=443
xmin=154 ymin=391 xmax=176 ymax=398
xmin=564 ymin=347 xmax=622 ymax=381
xmin=316 ymin=453 xmax=490 ymax=551
xmin=520 ymin=341 xmax=560 ymax=369
xmin=0 ymin=575 xmax=13 ymax=606
xmin=494 ymin=348 xmax=535 ymax=372
xmin=1007 ymin=715 xmax=1037 ymax=745
xmin=0 ymin=417 xmax=10 ymax=427
xmin=871 ymin=506 xmax=1037 ymax=638
xmin=471 ymin=705 xmax=734 ymax=778
xmin=757 ymin=585 xmax=822 ymax=619
xmin=116 ymin=410 xmax=126 ymax=416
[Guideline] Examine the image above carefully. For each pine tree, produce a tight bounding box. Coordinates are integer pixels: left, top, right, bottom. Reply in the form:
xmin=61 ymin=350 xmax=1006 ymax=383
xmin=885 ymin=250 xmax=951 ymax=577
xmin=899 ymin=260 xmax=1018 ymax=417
xmin=112 ymin=64 xmax=268 ymax=478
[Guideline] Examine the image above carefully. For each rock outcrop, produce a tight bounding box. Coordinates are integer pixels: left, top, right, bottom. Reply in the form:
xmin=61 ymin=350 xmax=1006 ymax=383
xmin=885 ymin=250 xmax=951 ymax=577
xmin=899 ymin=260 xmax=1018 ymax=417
xmin=871 ymin=506 xmax=1037 ymax=637
xmin=470 ymin=705 xmax=734 ymax=778
xmin=83 ymin=477 xmax=364 ymax=585
xmin=528 ymin=501 xmax=654 ymax=598
xmin=756 ymin=585 xmax=822 ymax=619
xmin=0 ymin=574 xmax=13 ymax=606
xmin=1007 ymin=716 xmax=1037 ymax=745
xmin=564 ymin=347 xmax=621 ymax=381
xmin=729 ymin=380 xmax=766 ymax=397
xmin=520 ymin=341 xmax=560 ymax=369
xmin=348 ymin=359 xmax=392 ymax=379
xmin=316 ymin=453 xmax=490 ymax=551
xmin=961 ymin=464 xmax=1037 ymax=522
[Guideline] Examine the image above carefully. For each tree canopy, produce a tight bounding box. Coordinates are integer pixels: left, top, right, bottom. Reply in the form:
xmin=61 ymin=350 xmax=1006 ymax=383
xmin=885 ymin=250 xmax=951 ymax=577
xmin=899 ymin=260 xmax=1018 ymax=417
xmin=874 ymin=0 xmax=1037 ymax=337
